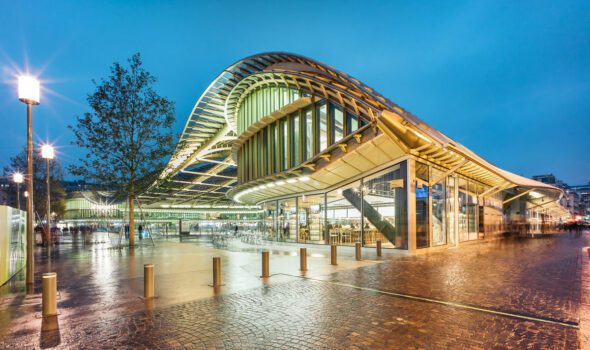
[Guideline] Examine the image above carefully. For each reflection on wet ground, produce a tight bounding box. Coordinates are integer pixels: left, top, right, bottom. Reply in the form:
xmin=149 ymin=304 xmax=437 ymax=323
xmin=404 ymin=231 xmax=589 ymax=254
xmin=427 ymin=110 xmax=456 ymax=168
xmin=0 ymin=233 xmax=588 ymax=349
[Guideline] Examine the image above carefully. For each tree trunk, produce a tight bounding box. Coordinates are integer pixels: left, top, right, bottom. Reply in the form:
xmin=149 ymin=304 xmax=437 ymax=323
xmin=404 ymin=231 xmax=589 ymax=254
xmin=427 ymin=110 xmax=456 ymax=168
xmin=129 ymin=194 xmax=135 ymax=248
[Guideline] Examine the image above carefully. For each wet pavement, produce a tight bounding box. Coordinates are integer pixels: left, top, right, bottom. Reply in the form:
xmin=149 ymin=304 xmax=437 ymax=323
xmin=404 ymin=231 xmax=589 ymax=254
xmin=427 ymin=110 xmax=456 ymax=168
xmin=0 ymin=232 xmax=588 ymax=349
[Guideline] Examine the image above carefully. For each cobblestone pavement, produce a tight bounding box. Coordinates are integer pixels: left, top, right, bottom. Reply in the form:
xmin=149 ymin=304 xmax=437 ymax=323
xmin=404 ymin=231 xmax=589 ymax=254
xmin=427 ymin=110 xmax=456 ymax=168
xmin=327 ymin=234 xmax=586 ymax=324
xmin=0 ymin=233 xmax=587 ymax=349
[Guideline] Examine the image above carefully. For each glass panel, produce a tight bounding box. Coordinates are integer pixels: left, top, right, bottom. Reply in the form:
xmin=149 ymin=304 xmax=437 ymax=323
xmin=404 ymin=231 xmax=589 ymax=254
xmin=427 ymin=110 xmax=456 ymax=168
xmin=317 ymin=102 xmax=328 ymax=151
xmin=447 ymin=176 xmax=456 ymax=245
xmin=304 ymin=108 xmax=313 ymax=160
xmin=281 ymin=119 xmax=289 ymax=170
xmin=458 ymin=177 xmax=469 ymax=242
xmin=468 ymin=180 xmax=478 ymax=240
xmin=277 ymin=198 xmax=297 ymax=242
xmin=415 ymin=162 xmax=429 ymax=248
xmin=431 ymin=168 xmax=447 ymax=246
xmin=331 ymin=103 xmax=344 ymax=143
xmin=347 ymin=111 xmax=359 ymax=134
xmin=262 ymin=201 xmax=277 ymax=241
xmin=236 ymin=86 xmax=302 ymax=133
xmin=297 ymin=194 xmax=325 ymax=243
xmin=326 ymin=181 xmax=362 ymax=246
xmin=362 ymin=163 xmax=407 ymax=249
xmin=292 ymin=113 xmax=300 ymax=166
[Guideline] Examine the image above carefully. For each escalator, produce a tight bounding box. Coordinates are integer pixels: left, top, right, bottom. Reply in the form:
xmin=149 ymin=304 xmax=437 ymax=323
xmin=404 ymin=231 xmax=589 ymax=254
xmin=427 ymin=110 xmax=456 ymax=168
xmin=342 ymin=189 xmax=397 ymax=244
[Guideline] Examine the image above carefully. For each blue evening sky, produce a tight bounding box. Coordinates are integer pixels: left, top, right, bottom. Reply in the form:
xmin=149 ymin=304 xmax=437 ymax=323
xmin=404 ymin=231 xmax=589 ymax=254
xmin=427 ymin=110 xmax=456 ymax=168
xmin=0 ymin=0 xmax=588 ymax=184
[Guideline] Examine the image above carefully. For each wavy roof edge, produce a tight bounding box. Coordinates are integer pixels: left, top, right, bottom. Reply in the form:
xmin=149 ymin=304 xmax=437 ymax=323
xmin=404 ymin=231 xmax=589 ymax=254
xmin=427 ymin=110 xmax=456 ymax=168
xmin=164 ymin=52 xmax=563 ymax=200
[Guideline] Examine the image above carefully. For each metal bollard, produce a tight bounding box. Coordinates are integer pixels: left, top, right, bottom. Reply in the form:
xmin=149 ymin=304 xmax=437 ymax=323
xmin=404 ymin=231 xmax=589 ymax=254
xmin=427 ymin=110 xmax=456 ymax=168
xmin=376 ymin=239 xmax=382 ymax=257
xmin=144 ymin=264 xmax=154 ymax=298
xmin=355 ymin=242 xmax=362 ymax=261
xmin=262 ymin=251 xmax=270 ymax=278
xmin=42 ymin=273 xmax=57 ymax=317
xmin=330 ymin=245 xmax=337 ymax=265
xmin=212 ymin=257 xmax=221 ymax=287
xmin=300 ymin=248 xmax=307 ymax=271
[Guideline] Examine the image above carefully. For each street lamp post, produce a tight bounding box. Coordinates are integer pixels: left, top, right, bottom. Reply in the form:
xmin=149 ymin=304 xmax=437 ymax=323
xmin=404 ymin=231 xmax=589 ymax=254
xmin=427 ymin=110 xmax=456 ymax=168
xmin=41 ymin=145 xmax=54 ymax=246
xmin=13 ymin=172 xmax=23 ymax=210
xmin=18 ymin=76 xmax=40 ymax=287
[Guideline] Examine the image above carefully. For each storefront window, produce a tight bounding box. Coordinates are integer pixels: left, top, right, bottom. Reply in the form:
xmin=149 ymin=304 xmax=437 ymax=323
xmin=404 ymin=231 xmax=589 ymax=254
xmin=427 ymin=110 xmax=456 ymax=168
xmin=362 ymin=163 xmax=407 ymax=248
xmin=468 ymin=180 xmax=478 ymax=240
xmin=458 ymin=177 xmax=479 ymax=242
xmin=277 ymin=198 xmax=297 ymax=242
xmin=431 ymin=168 xmax=447 ymax=246
xmin=416 ymin=162 xmax=429 ymax=248
xmin=326 ymin=181 xmax=362 ymax=246
xmin=297 ymin=194 xmax=325 ymax=243
xmin=447 ymin=176 xmax=456 ymax=245
xmin=262 ymin=201 xmax=278 ymax=240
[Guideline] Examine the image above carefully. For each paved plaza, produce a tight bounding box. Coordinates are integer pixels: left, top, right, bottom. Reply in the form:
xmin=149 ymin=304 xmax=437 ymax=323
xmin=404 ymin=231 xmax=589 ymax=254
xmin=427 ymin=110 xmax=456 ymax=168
xmin=0 ymin=233 xmax=588 ymax=349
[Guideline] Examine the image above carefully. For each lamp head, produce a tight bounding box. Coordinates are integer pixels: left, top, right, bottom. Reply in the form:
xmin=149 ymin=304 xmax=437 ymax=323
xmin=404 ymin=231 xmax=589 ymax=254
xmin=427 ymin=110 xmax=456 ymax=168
xmin=18 ymin=76 xmax=40 ymax=105
xmin=13 ymin=173 xmax=23 ymax=184
xmin=41 ymin=144 xmax=55 ymax=159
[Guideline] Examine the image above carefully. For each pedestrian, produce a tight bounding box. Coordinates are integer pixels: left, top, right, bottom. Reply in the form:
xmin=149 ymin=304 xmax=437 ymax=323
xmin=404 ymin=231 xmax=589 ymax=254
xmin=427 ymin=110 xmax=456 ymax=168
xmin=234 ymin=224 xmax=238 ymax=236
xmin=139 ymin=224 xmax=143 ymax=240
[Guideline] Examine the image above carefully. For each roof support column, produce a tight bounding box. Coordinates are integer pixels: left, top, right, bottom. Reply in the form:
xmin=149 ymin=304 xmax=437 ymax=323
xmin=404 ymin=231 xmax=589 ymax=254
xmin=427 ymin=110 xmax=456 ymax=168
xmin=406 ymin=158 xmax=417 ymax=253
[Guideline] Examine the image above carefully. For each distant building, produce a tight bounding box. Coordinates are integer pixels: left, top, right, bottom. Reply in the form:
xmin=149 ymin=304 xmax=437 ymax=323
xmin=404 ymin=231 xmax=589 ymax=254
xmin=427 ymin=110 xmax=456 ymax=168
xmin=531 ymin=174 xmax=567 ymax=189
xmin=532 ymin=174 xmax=588 ymax=218
xmin=62 ymin=180 xmax=93 ymax=193
xmin=570 ymin=182 xmax=590 ymax=218
xmin=0 ymin=177 xmax=19 ymax=209
xmin=0 ymin=188 xmax=7 ymax=206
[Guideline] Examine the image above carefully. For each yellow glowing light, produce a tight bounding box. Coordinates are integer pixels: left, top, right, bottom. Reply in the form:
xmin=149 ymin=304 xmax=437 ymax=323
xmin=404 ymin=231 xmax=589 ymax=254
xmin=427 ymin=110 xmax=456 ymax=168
xmin=413 ymin=130 xmax=431 ymax=143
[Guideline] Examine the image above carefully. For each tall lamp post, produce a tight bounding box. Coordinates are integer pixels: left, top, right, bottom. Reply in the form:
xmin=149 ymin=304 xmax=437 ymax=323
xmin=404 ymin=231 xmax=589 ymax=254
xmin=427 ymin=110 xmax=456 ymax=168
xmin=18 ymin=76 xmax=40 ymax=287
xmin=41 ymin=144 xmax=54 ymax=246
xmin=13 ymin=172 xmax=24 ymax=210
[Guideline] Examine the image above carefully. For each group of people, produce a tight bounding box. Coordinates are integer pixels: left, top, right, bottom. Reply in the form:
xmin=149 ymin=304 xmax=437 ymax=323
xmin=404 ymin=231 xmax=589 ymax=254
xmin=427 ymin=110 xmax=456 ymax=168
xmin=124 ymin=224 xmax=146 ymax=239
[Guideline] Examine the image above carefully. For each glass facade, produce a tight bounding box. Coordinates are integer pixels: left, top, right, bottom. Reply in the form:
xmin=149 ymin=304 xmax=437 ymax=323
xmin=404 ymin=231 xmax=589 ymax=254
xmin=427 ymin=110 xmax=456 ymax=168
xmin=257 ymin=161 xmax=408 ymax=249
xmin=416 ymin=162 xmax=430 ymax=248
xmin=326 ymin=181 xmax=362 ymax=245
xmin=291 ymin=114 xmax=300 ymax=165
xmin=458 ymin=177 xmax=479 ymax=242
xmin=362 ymin=164 xmax=407 ymax=248
xmin=431 ymin=167 xmax=447 ymax=246
xmin=237 ymin=86 xmax=302 ymax=134
xmin=297 ymin=195 xmax=324 ymax=243
xmin=317 ymin=102 xmax=328 ymax=152
xmin=237 ymin=98 xmax=364 ymax=183
xmin=331 ymin=103 xmax=344 ymax=143
xmin=277 ymin=198 xmax=297 ymax=242
xmin=303 ymin=108 xmax=313 ymax=161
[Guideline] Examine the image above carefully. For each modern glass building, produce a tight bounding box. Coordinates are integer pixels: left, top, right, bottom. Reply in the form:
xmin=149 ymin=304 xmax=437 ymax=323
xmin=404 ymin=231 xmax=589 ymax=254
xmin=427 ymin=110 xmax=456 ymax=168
xmin=72 ymin=52 xmax=569 ymax=253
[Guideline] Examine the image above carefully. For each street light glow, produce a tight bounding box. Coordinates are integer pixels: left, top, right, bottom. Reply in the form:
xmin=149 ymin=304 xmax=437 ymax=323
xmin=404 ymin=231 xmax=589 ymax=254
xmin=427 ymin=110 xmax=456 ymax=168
xmin=41 ymin=144 xmax=55 ymax=159
xmin=13 ymin=172 xmax=24 ymax=183
xmin=18 ymin=76 xmax=40 ymax=105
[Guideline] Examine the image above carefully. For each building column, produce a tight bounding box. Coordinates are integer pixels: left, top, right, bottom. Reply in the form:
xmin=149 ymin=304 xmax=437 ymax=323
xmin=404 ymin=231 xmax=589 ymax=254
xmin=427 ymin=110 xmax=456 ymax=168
xmin=406 ymin=158 xmax=417 ymax=253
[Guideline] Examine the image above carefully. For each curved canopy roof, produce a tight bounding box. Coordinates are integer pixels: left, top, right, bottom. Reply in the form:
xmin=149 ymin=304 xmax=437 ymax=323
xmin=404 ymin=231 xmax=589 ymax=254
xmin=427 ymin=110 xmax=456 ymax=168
xmin=142 ymin=52 xmax=566 ymax=217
